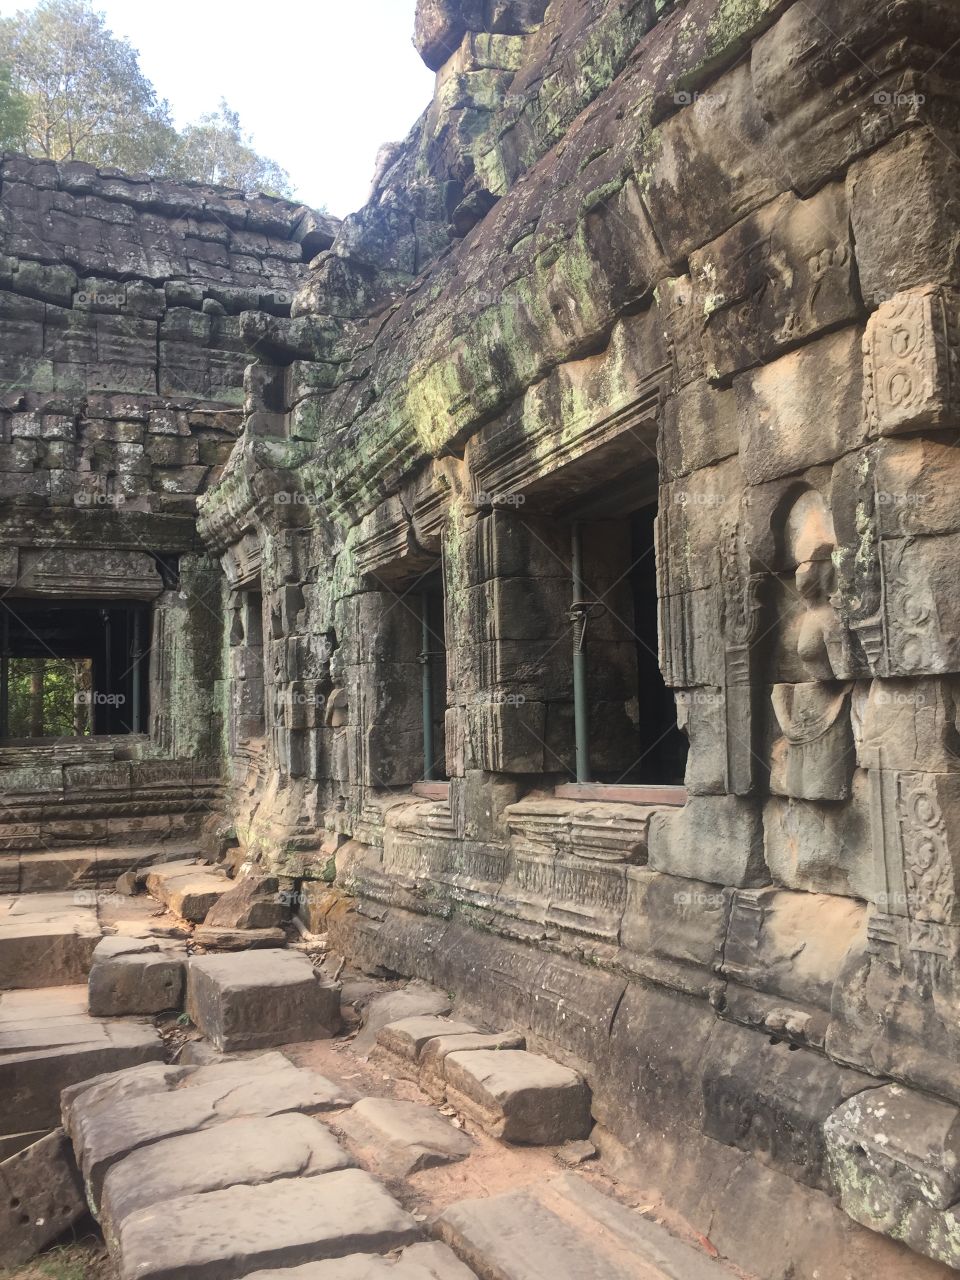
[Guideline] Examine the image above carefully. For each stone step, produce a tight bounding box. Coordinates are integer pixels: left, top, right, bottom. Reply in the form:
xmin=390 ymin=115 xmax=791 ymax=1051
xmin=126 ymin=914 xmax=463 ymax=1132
xmin=186 ymin=949 xmax=342 ymax=1051
xmin=87 ymin=936 xmax=187 ymax=1017
xmin=0 ymin=842 xmax=202 ymax=895
xmin=373 ymin=1015 xmax=526 ymax=1096
xmin=0 ymin=985 xmax=163 ymax=1144
xmin=440 ymin=1049 xmax=592 ymax=1145
xmin=0 ymin=891 xmax=102 ymax=989
xmin=436 ymin=1173 xmax=732 ymax=1280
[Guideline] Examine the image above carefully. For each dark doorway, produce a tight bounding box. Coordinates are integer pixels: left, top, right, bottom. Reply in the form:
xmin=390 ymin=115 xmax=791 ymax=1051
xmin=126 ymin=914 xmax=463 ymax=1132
xmin=0 ymin=600 xmax=150 ymax=739
xmin=622 ymin=504 xmax=687 ymax=784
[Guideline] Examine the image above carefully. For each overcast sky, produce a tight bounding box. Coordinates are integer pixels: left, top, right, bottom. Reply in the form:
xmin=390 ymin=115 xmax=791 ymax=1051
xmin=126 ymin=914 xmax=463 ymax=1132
xmin=44 ymin=0 xmax=437 ymax=216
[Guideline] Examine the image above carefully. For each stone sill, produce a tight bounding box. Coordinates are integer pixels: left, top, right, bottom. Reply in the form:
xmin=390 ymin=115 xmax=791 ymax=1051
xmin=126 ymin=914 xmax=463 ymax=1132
xmin=0 ymin=734 xmax=150 ymax=765
xmin=412 ymin=781 xmax=451 ymax=801
xmin=554 ymin=783 xmax=688 ymax=806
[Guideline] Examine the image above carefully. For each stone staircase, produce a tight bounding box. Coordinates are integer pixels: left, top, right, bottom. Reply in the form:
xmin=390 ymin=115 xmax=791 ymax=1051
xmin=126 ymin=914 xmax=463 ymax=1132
xmin=0 ymin=852 xmax=743 ymax=1278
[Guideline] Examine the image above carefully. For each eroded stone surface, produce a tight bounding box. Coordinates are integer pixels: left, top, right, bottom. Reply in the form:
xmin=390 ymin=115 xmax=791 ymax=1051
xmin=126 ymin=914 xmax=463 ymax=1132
xmin=69 ymin=1052 xmax=355 ymax=1208
xmin=115 ymin=1169 xmax=421 ymax=1280
xmin=0 ymin=1128 xmax=84 ymax=1268
xmin=100 ymin=1112 xmax=354 ymax=1239
xmin=436 ymin=1173 xmax=725 ymax=1279
xmin=337 ymin=1097 xmax=473 ymax=1178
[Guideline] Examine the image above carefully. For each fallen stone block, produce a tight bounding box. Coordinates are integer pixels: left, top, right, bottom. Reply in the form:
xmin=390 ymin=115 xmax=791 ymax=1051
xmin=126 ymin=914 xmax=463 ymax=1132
xmin=115 ymin=1168 xmax=421 ymax=1280
xmin=69 ymin=1052 xmax=356 ymax=1210
xmin=243 ymin=1241 xmax=478 ymax=1278
xmin=437 ymin=1172 xmax=724 ymax=1279
xmin=145 ymin=862 xmax=230 ymax=922
xmin=0 ymin=1128 xmax=84 ymax=1268
xmin=354 ymin=983 xmax=453 ymax=1055
xmin=338 ymin=1097 xmax=473 ymax=1178
xmin=101 ymin=1111 xmax=354 ymax=1240
xmin=825 ymin=1083 xmax=960 ymax=1269
xmin=87 ymin=937 xmax=185 ymax=1016
xmin=441 ymin=1050 xmax=591 ymax=1144
xmin=187 ymin=950 xmax=342 ymax=1051
xmin=203 ymin=873 xmax=284 ymax=929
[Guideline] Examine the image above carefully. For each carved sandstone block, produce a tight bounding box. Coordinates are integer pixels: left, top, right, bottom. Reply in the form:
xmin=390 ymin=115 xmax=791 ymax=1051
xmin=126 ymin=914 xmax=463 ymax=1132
xmin=850 ymin=131 xmax=960 ymax=307
xmin=863 ymin=285 xmax=960 ymax=436
xmin=734 ymin=328 xmax=865 ymax=485
xmin=691 ymin=184 xmax=857 ymax=382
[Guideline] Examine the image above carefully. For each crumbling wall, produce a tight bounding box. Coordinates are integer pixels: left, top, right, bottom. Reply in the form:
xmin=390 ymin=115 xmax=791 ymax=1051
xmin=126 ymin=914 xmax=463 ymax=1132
xmin=0 ymin=156 xmax=334 ymax=849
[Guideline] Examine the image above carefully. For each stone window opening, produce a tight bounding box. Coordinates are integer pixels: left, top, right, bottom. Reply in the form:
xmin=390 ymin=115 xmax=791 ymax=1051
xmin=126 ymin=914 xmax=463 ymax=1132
xmin=0 ymin=600 xmax=149 ymax=740
xmin=564 ymin=504 xmax=687 ymax=790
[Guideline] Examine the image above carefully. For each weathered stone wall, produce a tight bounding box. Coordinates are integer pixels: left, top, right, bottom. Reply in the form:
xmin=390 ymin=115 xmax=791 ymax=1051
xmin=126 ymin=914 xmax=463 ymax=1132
xmin=5 ymin=0 xmax=960 ymax=1273
xmin=0 ymin=156 xmax=334 ymax=849
xmin=194 ymin=2 xmax=960 ymax=1274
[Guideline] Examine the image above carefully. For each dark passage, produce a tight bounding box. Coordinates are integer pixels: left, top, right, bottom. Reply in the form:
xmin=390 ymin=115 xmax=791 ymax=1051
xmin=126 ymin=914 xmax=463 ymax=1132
xmin=0 ymin=600 xmax=150 ymax=739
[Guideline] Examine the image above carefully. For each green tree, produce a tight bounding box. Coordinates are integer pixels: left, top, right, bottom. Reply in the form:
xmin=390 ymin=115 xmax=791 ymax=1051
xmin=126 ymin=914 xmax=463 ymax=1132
xmin=0 ymin=0 xmax=178 ymax=172
xmin=171 ymin=100 xmax=293 ymax=198
xmin=0 ymin=61 xmax=29 ymax=149
xmin=0 ymin=1 xmax=297 ymax=196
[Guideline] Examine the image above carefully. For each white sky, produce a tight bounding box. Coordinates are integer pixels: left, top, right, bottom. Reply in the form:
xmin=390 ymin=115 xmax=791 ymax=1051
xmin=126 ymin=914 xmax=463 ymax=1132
xmin=6 ymin=0 xmax=438 ymax=217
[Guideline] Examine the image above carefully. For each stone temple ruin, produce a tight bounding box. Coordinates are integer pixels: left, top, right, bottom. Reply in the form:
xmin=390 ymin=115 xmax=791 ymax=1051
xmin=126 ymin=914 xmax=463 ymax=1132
xmin=2 ymin=0 xmax=960 ymax=1277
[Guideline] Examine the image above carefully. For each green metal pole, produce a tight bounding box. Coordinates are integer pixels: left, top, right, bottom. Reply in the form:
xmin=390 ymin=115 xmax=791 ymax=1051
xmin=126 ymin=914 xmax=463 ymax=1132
xmin=420 ymin=593 xmax=434 ymax=781
xmin=571 ymin=523 xmax=590 ymax=784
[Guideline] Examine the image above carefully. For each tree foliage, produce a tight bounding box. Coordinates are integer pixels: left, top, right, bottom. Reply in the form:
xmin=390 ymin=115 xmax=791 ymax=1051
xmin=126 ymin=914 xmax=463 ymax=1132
xmin=0 ymin=0 xmax=294 ymax=195
xmin=170 ymin=101 xmax=293 ymax=198
xmin=0 ymin=61 xmax=30 ymax=150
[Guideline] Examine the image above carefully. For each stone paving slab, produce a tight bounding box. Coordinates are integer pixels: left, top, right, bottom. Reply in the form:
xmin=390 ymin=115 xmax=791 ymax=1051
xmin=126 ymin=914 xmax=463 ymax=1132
xmin=0 ymin=1127 xmax=84 ymax=1268
xmin=441 ymin=1050 xmax=591 ymax=1144
xmin=15 ymin=843 xmax=201 ymax=894
xmin=115 ymin=1167 xmax=421 ymax=1280
xmin=338 ymin=1097 xmax=474 ymax=1178
xmin=243 ymin=1242 xmax=478 ymax=1278
xmin=187 ymin=950 xmax=341 ymax=1051
xmin=0 ymin=985 xmax=163 ymax=1135
xmin=436 ymin=1173 xmax=729 ymax=1280
xmin=101 ymin=1112 xmax=355 ymax=1240
xmin=0 ymin=892 xmax=101 ymax=989
xmin=70 ymin=1052 xmax=357 ymax=1209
